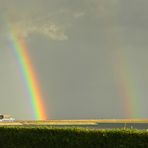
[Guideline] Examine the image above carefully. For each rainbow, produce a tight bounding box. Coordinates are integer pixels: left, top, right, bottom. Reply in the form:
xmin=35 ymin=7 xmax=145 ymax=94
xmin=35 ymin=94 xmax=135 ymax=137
xmin=94 ymin=0 xmax=142 ymax=118
xmin=7 ymin=24 xmax=47 ymax=120
xmin=114 ymin=50 xmax=141 ymax=118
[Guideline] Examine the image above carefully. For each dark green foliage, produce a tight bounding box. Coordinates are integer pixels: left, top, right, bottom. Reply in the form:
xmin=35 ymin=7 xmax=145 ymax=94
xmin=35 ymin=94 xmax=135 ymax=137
xmin=0 ymin=126 xmax=148 ymax=148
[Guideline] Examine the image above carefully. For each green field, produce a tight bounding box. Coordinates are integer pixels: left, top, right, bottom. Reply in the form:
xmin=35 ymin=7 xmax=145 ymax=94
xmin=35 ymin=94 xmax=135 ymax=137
xmin=0 ymin=126 xmax=148 ymax=148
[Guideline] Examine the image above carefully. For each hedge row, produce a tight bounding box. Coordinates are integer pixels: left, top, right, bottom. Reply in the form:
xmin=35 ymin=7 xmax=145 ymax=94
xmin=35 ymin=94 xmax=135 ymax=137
xmin=0 ymin=126 xmax=148 ymax=148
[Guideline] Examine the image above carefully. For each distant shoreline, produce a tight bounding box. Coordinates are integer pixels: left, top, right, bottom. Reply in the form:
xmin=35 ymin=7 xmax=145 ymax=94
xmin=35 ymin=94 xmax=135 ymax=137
xmin=1 ymin=119 xmax=148 ymax=125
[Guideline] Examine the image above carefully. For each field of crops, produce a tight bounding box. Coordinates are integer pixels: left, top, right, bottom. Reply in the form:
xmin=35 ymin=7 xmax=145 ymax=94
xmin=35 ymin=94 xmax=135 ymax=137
xmin=0 ymin=126 xmax=148 ymax=148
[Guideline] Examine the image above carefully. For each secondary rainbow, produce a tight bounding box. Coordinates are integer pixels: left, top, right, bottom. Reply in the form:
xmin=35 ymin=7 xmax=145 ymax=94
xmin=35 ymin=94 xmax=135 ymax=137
xmin=114 ymin=50 xmax=141 ymax=118
xmin=8 ymin=24 xmax=47 ymax=120
xmin=95 ymin=0 xmax=142 ymax=118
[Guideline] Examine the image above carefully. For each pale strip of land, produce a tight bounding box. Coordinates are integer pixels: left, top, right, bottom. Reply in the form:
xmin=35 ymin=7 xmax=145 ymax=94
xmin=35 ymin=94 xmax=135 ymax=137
xmin=0 ymin=122 xmax=22 ymax=125
xmin=0 ymin=119 xmax=148 ymax=126
xmin=21 ymin=119 xmax=148 ymax=124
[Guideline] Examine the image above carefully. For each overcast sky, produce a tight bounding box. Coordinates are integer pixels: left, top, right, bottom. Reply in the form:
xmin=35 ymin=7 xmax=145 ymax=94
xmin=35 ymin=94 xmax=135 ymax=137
xmin=0 ymin=0 xmax=148 ymax=120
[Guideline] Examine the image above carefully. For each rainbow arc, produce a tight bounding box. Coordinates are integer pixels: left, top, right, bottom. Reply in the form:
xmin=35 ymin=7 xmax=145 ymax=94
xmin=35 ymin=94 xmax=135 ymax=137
xmin=8 ymin=25 xmax=47 ymax=120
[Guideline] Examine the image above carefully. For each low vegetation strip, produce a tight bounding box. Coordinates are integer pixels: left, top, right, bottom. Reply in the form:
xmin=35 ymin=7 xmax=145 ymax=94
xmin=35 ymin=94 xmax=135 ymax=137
xmin=0 ymin=126 xmax=148 ymax=148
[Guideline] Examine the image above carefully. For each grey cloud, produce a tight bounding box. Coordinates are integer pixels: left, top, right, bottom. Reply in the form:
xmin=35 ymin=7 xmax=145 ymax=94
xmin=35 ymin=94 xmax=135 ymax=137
xmin=9 ymin=19 xmax=68 ymax=41
xmin=73 ymin=12 xmax=85 ymax=19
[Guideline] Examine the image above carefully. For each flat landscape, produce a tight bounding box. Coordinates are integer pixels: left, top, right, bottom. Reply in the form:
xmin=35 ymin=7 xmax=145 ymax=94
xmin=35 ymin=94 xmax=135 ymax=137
xmin=1 ymin=119 xmax=148 ymax=130
xmin=1 ymin=119 xmax=148 ymax=125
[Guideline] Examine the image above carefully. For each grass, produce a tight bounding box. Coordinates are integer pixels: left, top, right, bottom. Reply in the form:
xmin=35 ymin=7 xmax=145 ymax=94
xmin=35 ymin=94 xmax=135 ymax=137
xmin=0 ymin=126 xmax=148 ymax=148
